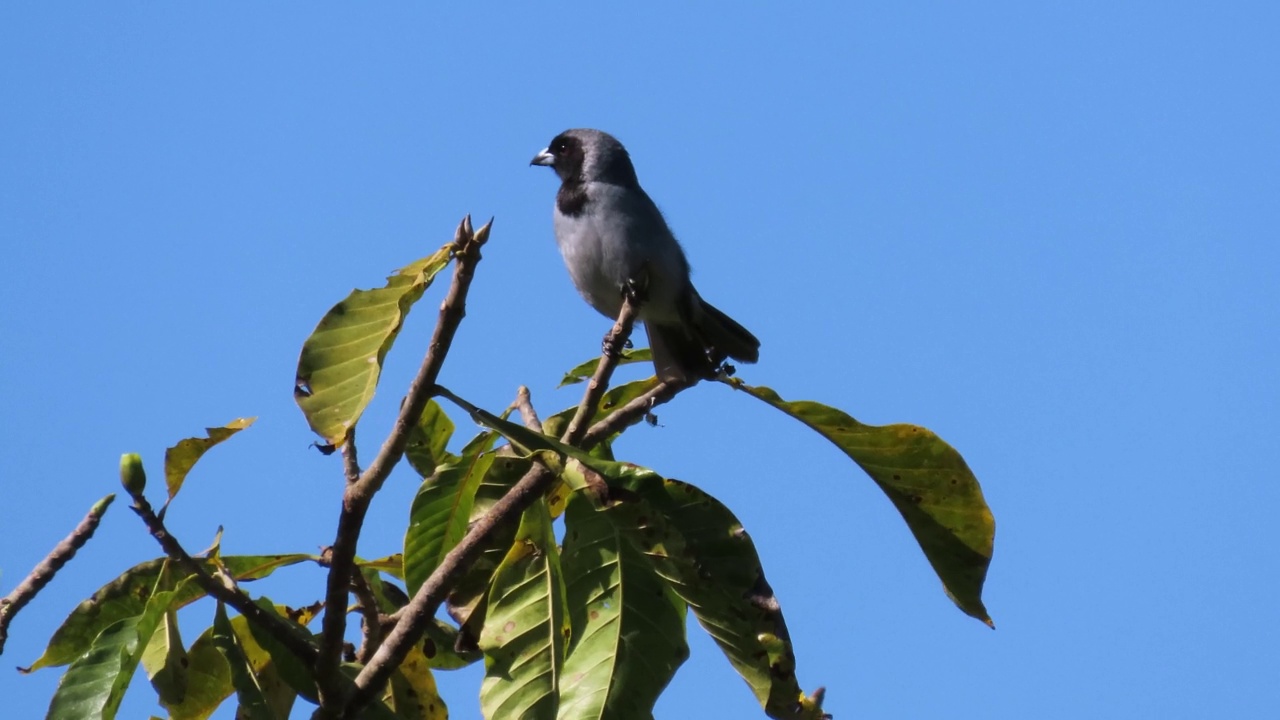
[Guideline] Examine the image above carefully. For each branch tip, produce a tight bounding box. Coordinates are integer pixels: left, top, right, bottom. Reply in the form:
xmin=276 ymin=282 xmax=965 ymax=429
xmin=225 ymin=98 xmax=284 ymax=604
xmin=0 ymin=493 xmax=117 ymax=655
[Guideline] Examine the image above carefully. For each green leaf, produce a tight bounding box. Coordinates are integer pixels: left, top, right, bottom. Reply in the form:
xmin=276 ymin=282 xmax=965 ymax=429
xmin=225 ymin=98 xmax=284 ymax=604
xmin=405 ymin=399 xmax=458 ymax=477
xmin=446 ymin=455 xmax=531 ymax=653
xmin=478 ymin=498 xmax=566 ymax=720
xmin=359 ymin=567 xmax=407 ymax=614
xmin=542 ymin=377 xmax=662 ymax=440
xmin=164 ymin=418 xmax=256 ymax=502
xmin=558 ymin=348 xmax=653 ymax=387
xmin=357 ymin=554 xmax=405 ymax=580
xmin=728 ymin=380 xmax=995 ymax=625
xmin=165 ymin=605 xmax=312 ymax=720
xmin=404 ymin=431 xmax=499 ymax=595
xmin=240 ymin=598 xmax=319 ymax=703
xmin=27 ymin=555 xmax=314 ymax=672
xmin=294 ymin=245 xmax=455 ymax=445
xmin=211 ymin=602 xmax=276 ymax=720
xmin=472 ymin=455 xmax=535 ymax=519
xmin=140 ymin=609 xmax=188 ymax=706
xmin=46 ymin=570 xmax=186 ymax=720
xmin=437 ymin=393 xmax=641 ymax=520
xmin=620 ymin=475 xmax=820 ymax=720
xmin=438 ymin=393 xmax=610 ymax=477
xmin=153 ymin=623 xmax=232 ymax=720
xmin=558 ymin=494 xmax=688 ymax=720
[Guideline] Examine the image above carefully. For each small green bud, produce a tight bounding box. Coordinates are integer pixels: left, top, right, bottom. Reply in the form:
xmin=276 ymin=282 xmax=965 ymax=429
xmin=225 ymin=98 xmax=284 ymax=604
xmin=120 ymin=453 xmax=147 ymax=496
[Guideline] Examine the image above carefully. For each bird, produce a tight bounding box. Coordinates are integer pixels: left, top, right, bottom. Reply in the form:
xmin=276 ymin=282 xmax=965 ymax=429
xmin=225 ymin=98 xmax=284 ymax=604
xmin=531 ymin=128 xmax=760 ymax=384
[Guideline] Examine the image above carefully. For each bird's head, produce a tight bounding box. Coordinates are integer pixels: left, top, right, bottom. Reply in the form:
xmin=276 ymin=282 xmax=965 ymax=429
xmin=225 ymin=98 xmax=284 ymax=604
xmin=531 ymin=129 xmax=638 ymax=187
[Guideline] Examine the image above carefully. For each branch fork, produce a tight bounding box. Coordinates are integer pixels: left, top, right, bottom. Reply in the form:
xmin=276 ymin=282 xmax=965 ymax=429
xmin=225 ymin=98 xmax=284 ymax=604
xmin=108 ymin=215 xmax=691 ymax=718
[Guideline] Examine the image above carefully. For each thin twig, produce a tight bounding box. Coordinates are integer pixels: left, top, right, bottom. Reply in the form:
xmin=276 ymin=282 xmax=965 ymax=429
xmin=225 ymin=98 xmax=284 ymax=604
xmin=515 ymin=385 xmax=543 ymax=433
xmin=349 ymin=568 xmax=382 ymax=665
xmin=579 ymin=377 xmax=696 ymax=450
xmin=315 ymin=215 xmax=491 ymax=714
xmin=342 ymin=298 xmax=639 ymax=718
xmin=560 ymin=294 xmax=641 ymax=444
xmin=127 ymin=492 xmax=318 ymax=665
xmin=0 ymin=495 xmax=114 ymax=656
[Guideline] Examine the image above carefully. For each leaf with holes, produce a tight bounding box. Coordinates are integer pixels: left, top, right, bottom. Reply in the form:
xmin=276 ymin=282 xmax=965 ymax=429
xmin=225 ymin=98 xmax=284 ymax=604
xmin=615 ymin=473 xmax=824 ymax=720
xmin=727 ymin=380 xmax=995 ymax=625
xmin=558 ymin=494 xmax=688 ymax=720
xmin=384 ymin=642 xmax=448 ymax=720
xmin=478 ymin=498 xmax=566 ymax=720
xmin=294 ymin=245 xmax=454 ymax=445
xmin=542 ymin=377 xmax=662 ymax=440
xmin=164 ymin=417 xmax=256 ymax=502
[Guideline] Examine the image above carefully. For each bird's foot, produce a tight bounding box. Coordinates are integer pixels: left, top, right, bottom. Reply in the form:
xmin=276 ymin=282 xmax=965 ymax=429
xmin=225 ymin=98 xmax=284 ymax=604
xmin=622 ymin=274 xmax=649 ymax=306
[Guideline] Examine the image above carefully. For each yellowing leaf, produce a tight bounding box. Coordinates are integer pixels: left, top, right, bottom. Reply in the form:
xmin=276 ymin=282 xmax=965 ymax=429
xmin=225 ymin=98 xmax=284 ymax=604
xmin=164 ymin=418 xmax=256 ymax=502
xmin=294 ymin=246 xmax=454 ymax=445
xmin=728 ymin=380 xmax=995 ymax=626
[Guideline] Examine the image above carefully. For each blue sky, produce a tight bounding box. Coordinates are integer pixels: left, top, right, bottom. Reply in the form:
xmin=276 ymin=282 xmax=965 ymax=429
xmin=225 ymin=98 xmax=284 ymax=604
xmin=2 ymin=3 xmax=1277 ymax=718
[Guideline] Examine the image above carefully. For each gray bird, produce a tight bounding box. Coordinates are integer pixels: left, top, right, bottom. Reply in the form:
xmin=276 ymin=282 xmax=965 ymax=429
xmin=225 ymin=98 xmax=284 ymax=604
xmin=531 ymin=128 xmax=760 ymax=383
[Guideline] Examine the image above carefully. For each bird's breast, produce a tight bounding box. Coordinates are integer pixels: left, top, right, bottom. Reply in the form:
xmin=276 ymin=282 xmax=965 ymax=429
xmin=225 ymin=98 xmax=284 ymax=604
xmin=552 ymin=183 xmax=687 ymax=324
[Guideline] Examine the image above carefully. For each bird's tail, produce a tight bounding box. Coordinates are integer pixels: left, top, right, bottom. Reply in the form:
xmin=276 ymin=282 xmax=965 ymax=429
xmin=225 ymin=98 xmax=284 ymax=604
xmin=646 ymin=296 xmax=760 ymax=384
xmin=695 ymin=298 xmax=760 ymax=365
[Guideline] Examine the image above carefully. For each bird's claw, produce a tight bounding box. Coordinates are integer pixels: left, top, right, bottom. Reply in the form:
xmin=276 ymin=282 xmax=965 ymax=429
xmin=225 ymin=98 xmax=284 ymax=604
xmin=622 ymin=275 xmax=649 ymax=306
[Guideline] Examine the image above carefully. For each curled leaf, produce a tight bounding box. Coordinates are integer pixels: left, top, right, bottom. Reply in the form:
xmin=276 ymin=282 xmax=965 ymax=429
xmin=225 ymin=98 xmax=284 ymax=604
xmin=164 ymin=418 xmax=256 ymax=503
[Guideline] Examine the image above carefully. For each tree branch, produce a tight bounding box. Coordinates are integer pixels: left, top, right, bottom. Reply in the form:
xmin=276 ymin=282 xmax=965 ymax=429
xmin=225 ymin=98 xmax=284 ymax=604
xmin=341 ymin=297 xmax=639 ymax=718
xmin=579 ymin=377 xmax=696 ymax=450
xmin=560 ymin=295 xmax=641 ymax=444
xmin=515 ymin=385 xmax=543 ymax=433
xmin=315 ymin=215 xmax=491 ymax=713
xmin=345 ymin=462 xmax=554 ymax=717
xmin=349 ymin=568 xmax=382 ymax=665
xmin=341 ymin=427 xmax=360 ymax=485
xmin=126 ymin=491 xmax=319 ymax=665
xmin=0 ymin=495 xmax=114 ymax=656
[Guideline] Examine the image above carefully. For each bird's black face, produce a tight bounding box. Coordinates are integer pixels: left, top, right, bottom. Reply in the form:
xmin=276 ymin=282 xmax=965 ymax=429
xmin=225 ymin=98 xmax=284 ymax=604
xmin=530 ymin=132 xmax=586 ymax=183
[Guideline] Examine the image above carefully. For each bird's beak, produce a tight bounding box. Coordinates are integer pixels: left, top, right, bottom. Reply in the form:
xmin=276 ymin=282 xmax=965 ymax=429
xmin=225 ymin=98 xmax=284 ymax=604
xmin=530 ymin=148 xmax=555 ymax=167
